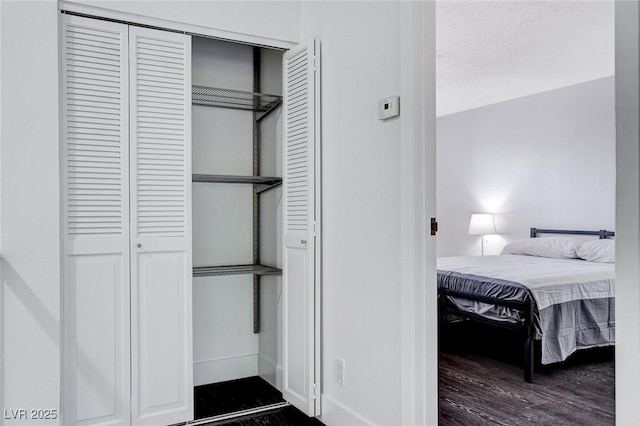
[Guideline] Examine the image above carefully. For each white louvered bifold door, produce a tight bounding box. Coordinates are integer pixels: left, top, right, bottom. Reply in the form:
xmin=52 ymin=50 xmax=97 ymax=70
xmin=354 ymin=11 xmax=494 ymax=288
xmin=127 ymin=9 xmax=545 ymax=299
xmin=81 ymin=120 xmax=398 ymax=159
xmin=62 ymin=15 xmax=131 ymax=426
xmin=128 ymin=26 xmax=193 ymax=426
xmin=282 ymin=39 xmax=322 ymax=417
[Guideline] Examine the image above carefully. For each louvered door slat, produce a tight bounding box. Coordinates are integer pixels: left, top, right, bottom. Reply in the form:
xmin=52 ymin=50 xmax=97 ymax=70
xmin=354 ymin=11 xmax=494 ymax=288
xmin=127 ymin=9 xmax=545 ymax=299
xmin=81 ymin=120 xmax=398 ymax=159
xmin=285 ymin=48 xmax=309 ymax=233
xmin=133 ymin=45 xmax=187 ymax=239
xmin=65 ymin=17 xmax=127 ymax=240
xmin=63 ymin=21 xmax=128 ymax=237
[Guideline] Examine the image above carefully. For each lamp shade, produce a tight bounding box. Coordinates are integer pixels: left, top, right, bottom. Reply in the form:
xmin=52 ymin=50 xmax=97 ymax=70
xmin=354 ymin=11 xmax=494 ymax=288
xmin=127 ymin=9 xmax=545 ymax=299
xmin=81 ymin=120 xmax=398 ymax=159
xmin=468 ymin=213 xmax=496 ymax=235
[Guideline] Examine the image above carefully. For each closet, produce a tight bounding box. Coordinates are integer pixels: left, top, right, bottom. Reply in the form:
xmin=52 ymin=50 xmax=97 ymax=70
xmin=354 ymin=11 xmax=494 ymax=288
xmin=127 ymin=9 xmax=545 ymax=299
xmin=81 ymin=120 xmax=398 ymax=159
xmin=190 ymin=36 xmax=285 ymax=421
xmin=61 ymin=11 xmax=321 ymax=426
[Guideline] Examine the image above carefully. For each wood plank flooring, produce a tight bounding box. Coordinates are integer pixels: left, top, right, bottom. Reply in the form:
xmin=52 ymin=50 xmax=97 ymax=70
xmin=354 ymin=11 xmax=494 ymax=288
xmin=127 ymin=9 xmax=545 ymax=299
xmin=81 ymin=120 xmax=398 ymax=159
xmin=194 ymin=325 xmax=613 ymax=426
xmin=439 ymin=321 xmax=615 ymax=425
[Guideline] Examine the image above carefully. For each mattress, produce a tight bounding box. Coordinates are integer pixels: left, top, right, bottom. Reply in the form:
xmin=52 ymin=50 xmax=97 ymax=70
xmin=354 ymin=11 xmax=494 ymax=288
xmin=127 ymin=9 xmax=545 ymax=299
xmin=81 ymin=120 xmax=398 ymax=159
xmin=437 ymin=254 xmax=615 ymax=364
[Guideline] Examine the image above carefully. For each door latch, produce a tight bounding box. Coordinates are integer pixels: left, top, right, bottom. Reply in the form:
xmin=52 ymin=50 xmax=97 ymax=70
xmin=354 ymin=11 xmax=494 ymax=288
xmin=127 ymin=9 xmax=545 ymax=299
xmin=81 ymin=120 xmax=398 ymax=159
xmin=430 ymin=217 xmax=438 ymax=236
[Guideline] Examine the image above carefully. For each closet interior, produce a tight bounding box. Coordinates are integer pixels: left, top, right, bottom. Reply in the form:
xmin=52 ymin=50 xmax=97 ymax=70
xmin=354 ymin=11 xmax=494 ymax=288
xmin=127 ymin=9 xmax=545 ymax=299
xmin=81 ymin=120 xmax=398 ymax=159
xmin=191 ymin=36 xmax=285 ymax=420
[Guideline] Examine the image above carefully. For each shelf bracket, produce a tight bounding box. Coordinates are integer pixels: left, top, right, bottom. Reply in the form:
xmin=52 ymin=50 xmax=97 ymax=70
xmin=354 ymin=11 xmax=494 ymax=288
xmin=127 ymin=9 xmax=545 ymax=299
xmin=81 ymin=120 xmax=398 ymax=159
xmin=256 ymin=181 xmax=283 ymax=194
xmin=255 ymin=99 xmax=283 ymax=122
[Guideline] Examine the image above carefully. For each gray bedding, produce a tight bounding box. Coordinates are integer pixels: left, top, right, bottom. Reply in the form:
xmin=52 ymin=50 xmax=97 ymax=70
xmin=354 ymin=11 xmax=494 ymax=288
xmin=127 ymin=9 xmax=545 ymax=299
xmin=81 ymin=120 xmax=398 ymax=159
xmin=438 ymin=269 xmax=533 ymax=325
xmin=437 ymin=255 xmax=615 ymax=365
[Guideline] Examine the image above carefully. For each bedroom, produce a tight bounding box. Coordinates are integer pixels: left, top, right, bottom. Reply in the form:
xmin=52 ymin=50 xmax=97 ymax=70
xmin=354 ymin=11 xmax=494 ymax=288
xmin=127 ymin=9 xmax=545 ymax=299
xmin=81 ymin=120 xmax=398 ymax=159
xmin=435 ymin=1 xmax=616 ymax=424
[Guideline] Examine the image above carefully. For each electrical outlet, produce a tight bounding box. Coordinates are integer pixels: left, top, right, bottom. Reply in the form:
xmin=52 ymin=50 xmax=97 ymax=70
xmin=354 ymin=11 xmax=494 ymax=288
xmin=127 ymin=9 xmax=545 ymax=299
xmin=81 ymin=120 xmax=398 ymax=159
xmin=335 ymin=358 xmax=345 ymax=386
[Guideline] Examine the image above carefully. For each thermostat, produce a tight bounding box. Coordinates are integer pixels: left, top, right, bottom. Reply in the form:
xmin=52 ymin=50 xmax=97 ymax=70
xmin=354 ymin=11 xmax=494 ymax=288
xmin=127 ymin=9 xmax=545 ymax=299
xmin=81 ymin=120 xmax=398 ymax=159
xmin=378 ymin=96 xmax=400 ymax=120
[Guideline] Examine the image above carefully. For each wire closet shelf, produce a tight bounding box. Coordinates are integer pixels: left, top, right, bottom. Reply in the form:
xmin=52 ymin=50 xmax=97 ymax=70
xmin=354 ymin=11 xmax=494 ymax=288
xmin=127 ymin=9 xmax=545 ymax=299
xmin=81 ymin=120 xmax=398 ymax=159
xmin=193 ymin=264 xmax=282 ymax=278
xmin=192 ymin=85 xmax=282 ymax=113
xmin=192 ymin=174 xmax=282 ymax=185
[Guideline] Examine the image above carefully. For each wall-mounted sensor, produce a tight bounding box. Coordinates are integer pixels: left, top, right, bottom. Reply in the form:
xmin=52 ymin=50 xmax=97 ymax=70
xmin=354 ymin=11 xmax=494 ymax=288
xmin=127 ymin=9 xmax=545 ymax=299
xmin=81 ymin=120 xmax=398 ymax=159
xmin=378 ymin=96 xmax=400 ymax=120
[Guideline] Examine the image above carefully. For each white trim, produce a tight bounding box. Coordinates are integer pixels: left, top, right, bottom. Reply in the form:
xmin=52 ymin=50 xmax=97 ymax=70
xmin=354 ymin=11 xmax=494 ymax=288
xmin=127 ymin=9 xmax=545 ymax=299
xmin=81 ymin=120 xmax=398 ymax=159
xmin=0 ymin=259 xmax=4 ymax=426
xmin=258 ymin=355 xmax=283 ymax=391
xmin=399 ymin=2 xmax=436 ymax=426
xmin=0 ymin=6 xmax=4 ymax=423
xmin=319 ymin=395 xmax=374 ymax=426
xmin=312 ymin=38 xmax=323 ymax=418
xmin=58 ymin=1 xmax=296 ymax=50
xmin=193 ymin=354 xmax=259 ymax=386
xmin=58 ymin=10 xmax=65 ymax=424
xmin=615 ymin=2 xmax=640 ymax=425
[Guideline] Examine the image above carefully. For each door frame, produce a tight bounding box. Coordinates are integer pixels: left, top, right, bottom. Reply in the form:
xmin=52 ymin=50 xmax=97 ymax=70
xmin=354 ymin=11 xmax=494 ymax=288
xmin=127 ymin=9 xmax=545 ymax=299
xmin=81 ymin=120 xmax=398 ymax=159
xmin=615 ymin=2 xmax=640 ymax=424
xmin=399 ymin=3 xmax=437 ymax=425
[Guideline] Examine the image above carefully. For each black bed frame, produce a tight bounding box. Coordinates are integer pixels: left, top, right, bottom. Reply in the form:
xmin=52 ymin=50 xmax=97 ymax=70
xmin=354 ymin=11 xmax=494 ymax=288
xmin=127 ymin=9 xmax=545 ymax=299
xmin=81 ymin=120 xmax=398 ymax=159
xmin=438 ymin=227 xmax=615 ymax=383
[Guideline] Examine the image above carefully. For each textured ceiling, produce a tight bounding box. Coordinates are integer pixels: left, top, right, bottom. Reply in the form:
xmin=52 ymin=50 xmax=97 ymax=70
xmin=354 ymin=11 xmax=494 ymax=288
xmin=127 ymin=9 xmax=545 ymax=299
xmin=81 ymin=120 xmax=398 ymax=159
xmin=436 ymin=1 xmax=615 ymax=116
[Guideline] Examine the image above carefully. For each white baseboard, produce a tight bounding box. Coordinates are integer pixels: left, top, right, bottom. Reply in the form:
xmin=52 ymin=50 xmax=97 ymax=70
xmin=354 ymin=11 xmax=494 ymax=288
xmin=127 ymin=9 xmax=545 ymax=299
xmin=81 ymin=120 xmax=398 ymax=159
xmin=193 ymin=354 xmax=258 ymax=386
xmin=275 ymin=364 xmax=283 ymax=392
xmin=319 ymin=394 xmax=374 ymax=426
xmin=258 ymin=355 xmax=276 ymax=387
xmin=258 ymin=355 xmax=282 ymax=391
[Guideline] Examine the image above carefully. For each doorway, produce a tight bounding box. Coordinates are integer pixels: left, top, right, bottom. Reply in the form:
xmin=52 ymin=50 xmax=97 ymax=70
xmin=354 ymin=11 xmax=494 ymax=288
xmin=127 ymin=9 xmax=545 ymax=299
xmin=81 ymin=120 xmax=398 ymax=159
xmin=435 ymin=1 xmax=616 ymax=424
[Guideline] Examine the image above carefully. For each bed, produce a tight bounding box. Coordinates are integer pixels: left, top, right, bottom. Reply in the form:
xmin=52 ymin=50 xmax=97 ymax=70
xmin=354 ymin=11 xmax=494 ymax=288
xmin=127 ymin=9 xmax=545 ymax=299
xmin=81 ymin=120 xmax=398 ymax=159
xmin=437 ymin=228 xmax=615 ymax=383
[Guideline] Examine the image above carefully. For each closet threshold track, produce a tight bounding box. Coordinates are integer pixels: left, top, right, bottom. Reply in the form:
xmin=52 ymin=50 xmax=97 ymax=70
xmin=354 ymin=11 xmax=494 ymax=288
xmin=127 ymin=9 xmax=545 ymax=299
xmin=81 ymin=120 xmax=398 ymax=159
xmin=181 ymin=402 xmax=291 ymax=426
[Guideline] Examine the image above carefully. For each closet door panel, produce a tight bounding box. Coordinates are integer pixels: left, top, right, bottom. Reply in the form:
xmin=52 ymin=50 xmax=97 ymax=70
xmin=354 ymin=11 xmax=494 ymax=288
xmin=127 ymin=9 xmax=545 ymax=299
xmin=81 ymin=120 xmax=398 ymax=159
xmin=72 ymin=254 xmax=128 ymax=426
xmin=62 ymin=15 xmax=130 ymax=426
xmin=282 ymin=39 xmax=321 ymax=417
xmin=134 ymin=251 xmax=186 ymax=409
xmin=129 ymin=26 xmax=193 ymax=426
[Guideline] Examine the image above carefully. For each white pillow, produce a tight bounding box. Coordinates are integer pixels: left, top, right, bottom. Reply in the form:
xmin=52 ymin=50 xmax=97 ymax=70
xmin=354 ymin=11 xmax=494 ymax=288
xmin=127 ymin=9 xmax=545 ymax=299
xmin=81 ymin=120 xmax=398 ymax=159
xmin=576 ymin=239 xmax=615 ymax=263
xmin=501 ymin=237 xmax=579 ymax=259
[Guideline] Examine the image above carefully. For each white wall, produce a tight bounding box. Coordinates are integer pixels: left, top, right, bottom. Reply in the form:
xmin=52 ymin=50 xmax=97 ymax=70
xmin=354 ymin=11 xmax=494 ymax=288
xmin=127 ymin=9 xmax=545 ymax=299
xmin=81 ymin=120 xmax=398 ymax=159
xmin=436 ymin=76 xmax=616 ymax=256
xmin=301 ymin=2 xmax=437 ymax=425
xmin=615 ymin=2 xmax=640 ymax=424
xmin=67 ymin=0 xmax=300 ymax=47
xmin=191 ymin=37 xmax=260 ymax=385
xmin=1 ymin=1 xmax=61 ymax=424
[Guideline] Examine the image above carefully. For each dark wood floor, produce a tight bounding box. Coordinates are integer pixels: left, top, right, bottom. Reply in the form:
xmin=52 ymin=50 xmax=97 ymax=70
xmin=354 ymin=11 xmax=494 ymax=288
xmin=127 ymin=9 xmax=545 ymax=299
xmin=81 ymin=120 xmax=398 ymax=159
xmin=195 ymin=376 xmax=285 ymax=419
xmin=195 ymin=376 xmax=324 ymax=426
xmin=439 ymin=321 xmax=615 ymax=425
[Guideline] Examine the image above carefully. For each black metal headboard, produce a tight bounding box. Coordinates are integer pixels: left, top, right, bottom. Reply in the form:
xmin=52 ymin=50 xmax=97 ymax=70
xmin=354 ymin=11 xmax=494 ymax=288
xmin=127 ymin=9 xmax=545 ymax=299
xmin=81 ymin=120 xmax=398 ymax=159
xmin=530 ymin=228 xmax=615 ymax=239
